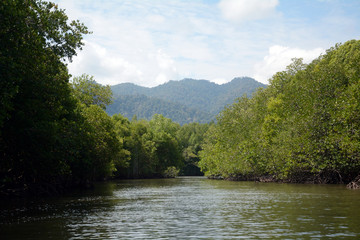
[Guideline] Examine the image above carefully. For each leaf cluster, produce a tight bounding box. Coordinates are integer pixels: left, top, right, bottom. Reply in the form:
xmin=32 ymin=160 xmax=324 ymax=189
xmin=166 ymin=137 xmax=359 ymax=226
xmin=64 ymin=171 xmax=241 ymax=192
xmin=112 ymin=114 xmax=209 ymax=178
xmin=199 ymin=40 xmax=360 ymax=183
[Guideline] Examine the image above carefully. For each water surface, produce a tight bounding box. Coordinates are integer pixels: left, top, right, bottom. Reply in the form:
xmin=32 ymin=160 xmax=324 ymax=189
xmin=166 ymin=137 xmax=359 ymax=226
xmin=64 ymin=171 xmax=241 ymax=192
xmin=1 ymin=177 xmax=360 ymax=239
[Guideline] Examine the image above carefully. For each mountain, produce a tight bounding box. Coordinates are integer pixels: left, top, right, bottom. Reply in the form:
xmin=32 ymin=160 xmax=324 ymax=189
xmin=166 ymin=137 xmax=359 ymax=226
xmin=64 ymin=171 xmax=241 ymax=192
xmin=107 ymin=95 xmax=213 ymax=125
xmin=107 ymin=77 xmax=266 ymax=124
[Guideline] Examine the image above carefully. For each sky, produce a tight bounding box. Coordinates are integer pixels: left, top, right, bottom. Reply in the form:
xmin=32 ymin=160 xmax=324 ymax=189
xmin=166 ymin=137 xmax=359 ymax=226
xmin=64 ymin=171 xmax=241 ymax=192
xmin=53 ymin=0 xmax=360 ymax=87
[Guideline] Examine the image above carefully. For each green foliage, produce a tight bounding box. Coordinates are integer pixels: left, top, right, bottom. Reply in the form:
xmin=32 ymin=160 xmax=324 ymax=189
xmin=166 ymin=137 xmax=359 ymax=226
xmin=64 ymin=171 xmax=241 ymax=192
xmin=114 ymin=114 xmax=182 ymax=178
xmin=199 ymin=91 xmax=269 ymax=178
xmin=177 ymin=122 xmax=210 ymax=175
xmin=0 ymin=0 xmax=132 ymax=194
xmin=107 ymin=94 xmax=213 ymax=125
xmin=149 ymin=114 xmax=183 ymax=173
xmin=0 ymin=0 xmax=89 ymax=128
xmin=199 ymin=40 xmax=360 ymax=183
xmin=107 ymin=77 xmax=265 ymax=125
xmin=0 ymin=0 xmax=91 ymax=192
xmin=71 ymin=74 xmax=112 ymax=110
xmin=69 ymin=74 xmax=129 ymax=182
xmin=74 ymin=105 xmax=120 ymax=179
xmin=162 ymin=166 xmax=180 ymax=178
xmin=124 ymin=119 xmax=157 ymax=178
xmin=111 ymin=113 xmax=209 ymax=178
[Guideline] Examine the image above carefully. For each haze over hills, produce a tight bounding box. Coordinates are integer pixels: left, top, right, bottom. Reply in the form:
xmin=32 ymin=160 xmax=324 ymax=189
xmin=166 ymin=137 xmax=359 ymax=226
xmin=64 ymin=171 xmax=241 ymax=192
xmin=107 ymin=77 xmax=266 ymax=124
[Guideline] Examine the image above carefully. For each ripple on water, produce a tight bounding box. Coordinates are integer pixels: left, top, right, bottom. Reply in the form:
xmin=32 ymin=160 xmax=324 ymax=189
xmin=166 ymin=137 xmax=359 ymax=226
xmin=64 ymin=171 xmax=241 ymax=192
xmin=1 ymin=178 xmax=360 ymax=239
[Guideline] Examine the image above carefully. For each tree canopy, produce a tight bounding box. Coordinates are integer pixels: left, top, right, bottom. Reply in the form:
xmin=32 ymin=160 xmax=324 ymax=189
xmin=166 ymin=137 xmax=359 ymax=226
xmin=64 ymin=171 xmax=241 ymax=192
xmin=112 ymin=114 xmax=208 ymax=179
xmin=199 ymin=40 xmax=360 ymax=184
xmin=0 ymin=0 xmax=123 ymax=195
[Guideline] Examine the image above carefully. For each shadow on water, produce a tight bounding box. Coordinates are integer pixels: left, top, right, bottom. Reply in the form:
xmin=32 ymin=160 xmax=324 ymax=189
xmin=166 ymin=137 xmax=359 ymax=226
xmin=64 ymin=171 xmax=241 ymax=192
xmin=1 ymin=177 xmax=360 ymax=239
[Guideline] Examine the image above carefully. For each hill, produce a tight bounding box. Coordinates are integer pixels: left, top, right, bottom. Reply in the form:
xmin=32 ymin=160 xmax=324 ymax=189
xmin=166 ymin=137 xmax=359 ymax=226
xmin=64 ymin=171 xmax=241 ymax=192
xmin=107 ymin=77 xmax=266 ymax=124
xmin=106 ymin=94 xmax=213 ymax=125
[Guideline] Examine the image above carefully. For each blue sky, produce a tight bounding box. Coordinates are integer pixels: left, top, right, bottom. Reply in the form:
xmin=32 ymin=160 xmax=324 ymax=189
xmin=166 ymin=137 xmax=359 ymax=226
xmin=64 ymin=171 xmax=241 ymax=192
xmin=53 ymin=0 xmax=360 ymax=86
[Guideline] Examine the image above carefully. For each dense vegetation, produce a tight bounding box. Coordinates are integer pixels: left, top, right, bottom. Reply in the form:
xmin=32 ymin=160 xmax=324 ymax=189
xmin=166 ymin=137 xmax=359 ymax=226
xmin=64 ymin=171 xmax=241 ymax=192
xmin=199 ymin=40 xmax=360 ymax=184
xmin=108 ymin=94 xmax=213 ymax=125
xmin=1 ymin=1 xmax=358 ymax=197
xmin=107 ymin=77 xmax=265 ymax=124
xmin=112 ymin=114 xmax=209 ymax=178
xmin=0 ymin=0 xmax=102 ymax=195
xmin=0 ymin=0 xmax=209 ymax=196
xmin=0 ymin=0 xmax=135 ymax=195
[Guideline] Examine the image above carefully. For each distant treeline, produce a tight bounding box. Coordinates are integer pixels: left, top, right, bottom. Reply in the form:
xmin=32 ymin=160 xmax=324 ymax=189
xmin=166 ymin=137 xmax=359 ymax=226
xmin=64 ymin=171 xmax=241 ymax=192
xmin=199 ymin=40 xmax=360 ymax=184
xmin=112 ymin=113 xmax=209 ymax=179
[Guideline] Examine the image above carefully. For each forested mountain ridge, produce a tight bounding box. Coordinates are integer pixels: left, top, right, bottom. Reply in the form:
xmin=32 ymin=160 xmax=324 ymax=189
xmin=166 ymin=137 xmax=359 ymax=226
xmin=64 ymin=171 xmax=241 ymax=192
xmin=107 ymin=94 xmax=213 ymax=124
xmin=111 ymin=82 xmax=149 ymax=96
xmin=107 ymin=77 xmax=265 ymax=124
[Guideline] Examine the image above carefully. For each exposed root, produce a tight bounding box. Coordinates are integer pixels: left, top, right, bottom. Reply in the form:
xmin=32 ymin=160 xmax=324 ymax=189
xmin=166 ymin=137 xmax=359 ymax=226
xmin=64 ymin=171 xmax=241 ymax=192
xmin=347 ymin=175 xmax=360 ymax=190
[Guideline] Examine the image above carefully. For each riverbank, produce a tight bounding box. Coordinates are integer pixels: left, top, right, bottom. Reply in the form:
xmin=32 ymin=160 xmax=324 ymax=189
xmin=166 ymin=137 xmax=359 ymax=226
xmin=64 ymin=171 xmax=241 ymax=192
xmin=2 ymin=171 xmax=359 ymax=199
xmin=347 ymin=176 xmax=360 ymax=189
xmin=207 ymin=172 xmax=360 ymax=189
xmin=0 ymin=173 xmax=183 ymax=198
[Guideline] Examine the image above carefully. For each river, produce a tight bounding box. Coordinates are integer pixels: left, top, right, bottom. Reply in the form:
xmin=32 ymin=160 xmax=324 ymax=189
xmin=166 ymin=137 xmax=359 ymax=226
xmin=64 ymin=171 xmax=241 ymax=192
xmin=1 ymin=177 xmax=360 ymax=239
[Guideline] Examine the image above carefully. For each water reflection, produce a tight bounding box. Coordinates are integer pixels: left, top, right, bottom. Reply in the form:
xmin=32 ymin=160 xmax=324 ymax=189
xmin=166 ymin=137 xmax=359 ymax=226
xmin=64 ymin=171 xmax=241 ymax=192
xmin=1 ymin=177 xmax=360 ymax=239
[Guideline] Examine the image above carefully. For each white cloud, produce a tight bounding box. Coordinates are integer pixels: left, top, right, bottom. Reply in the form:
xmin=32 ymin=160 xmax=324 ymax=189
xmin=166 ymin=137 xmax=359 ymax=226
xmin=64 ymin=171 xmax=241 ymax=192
xmin=155 ymin=73 xmax=169 ymax=86
xmin=253 ymin=45 xmax=324 ymax=84
xmin=218 ymin=0 xmax=279 ymax=23
xmin=147 ymin=15 xmax=165 ymax=25
xmin=156 ymin=49 xmax=175 ymax=70
xmin=153 ymin=49 xmax=178 ymax=85
xmin=169 ymin=36 xmax=215 ymax=62
xmin=53 ymin=0 xmax=358 ymax=88
xmin=68 ymin=41 xmax=144 ymax=86
xmin=57 ymin=0 xmax=216 ymax=87
xmin=69 ymin=41 xmax=180 ymax=87
xmin=210 ymin=78 xmax=228 ymax=85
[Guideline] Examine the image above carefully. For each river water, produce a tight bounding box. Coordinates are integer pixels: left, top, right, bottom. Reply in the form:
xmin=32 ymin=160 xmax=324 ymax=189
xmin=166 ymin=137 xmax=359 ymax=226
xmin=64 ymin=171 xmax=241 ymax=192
xmin=1 ymin=177 xmax=360 ymax=239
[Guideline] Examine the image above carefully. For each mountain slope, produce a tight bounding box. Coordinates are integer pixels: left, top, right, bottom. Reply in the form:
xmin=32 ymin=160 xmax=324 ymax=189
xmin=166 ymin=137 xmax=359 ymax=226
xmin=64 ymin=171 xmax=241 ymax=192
xmin=146 ymin=79 xmax=220 ymax=113
xmin=107 ymin=77 xmax=266 ymax=124
xmin=107 ymin=95 xmax=212 ymax=125
xmin=111 ymin=83 xmax=149 ymax=97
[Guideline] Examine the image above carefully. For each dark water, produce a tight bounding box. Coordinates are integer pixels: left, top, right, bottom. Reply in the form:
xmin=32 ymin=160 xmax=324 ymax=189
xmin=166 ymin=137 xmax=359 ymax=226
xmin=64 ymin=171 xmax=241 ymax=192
xmin=1 ymin=177 xmax=360 ymax=239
